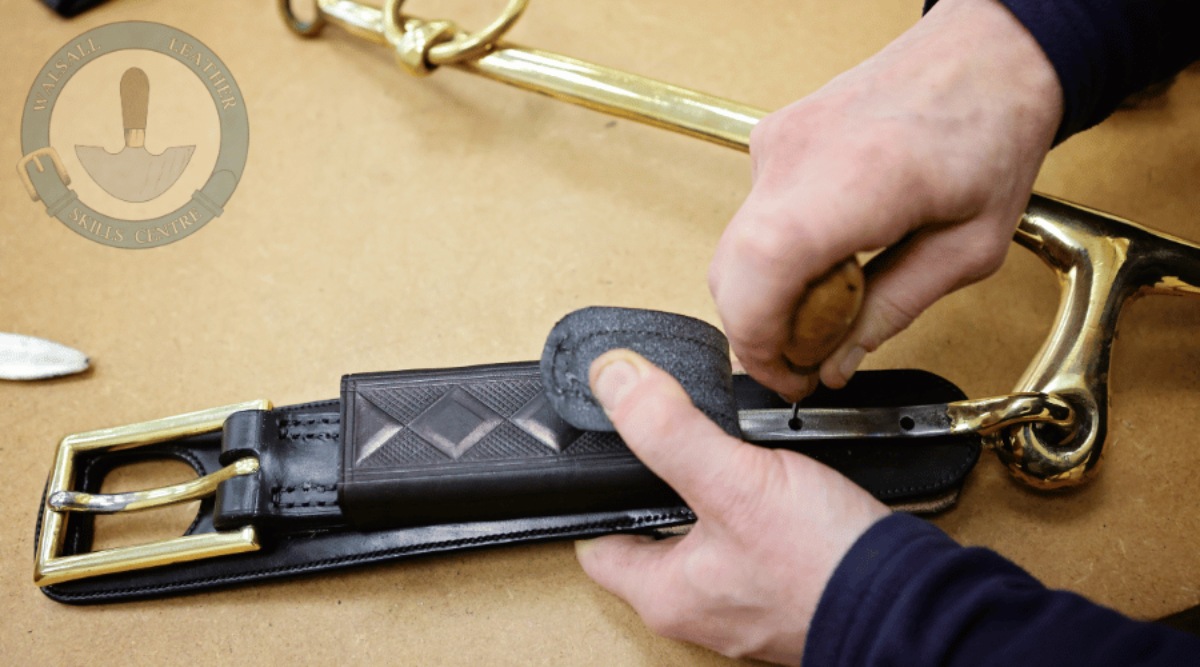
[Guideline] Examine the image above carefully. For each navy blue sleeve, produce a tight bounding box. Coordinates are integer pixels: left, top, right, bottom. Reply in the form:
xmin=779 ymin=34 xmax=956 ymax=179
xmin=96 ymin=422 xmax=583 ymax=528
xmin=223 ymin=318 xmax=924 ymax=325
xmin=924 ymin=0 xmax=1200 ymax=143
xmin=803 ymin=513 xmax=1200 ymax=667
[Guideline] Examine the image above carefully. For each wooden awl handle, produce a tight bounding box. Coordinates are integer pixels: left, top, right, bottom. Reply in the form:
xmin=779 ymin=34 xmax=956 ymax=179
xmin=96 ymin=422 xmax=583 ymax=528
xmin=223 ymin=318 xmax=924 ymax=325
xmin=787 ymin=257 xmax=864 ymax=372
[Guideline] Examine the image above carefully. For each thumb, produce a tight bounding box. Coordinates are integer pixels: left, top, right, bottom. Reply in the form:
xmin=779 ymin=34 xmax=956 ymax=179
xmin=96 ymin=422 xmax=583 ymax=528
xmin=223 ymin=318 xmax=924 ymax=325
xmin=575 ymin=534 xmax=679 ymax=610
xmin=589 ymin=349 xmax=745 ymax=516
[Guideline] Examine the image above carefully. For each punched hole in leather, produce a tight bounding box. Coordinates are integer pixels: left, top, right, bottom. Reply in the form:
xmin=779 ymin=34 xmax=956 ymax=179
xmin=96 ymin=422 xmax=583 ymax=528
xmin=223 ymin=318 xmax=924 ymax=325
xmin=38 ymin=307 xmax=980 ymax=603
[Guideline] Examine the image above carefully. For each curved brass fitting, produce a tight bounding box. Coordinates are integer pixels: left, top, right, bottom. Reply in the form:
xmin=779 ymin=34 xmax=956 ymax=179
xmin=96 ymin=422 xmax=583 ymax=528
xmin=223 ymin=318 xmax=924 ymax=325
xmin=281 ymin=0 xmax=527 ymax=74
xmin=382 ymin=10 xmax=457 ymax=77
xmin=993 ymin=195 xmax=1200 ymax=488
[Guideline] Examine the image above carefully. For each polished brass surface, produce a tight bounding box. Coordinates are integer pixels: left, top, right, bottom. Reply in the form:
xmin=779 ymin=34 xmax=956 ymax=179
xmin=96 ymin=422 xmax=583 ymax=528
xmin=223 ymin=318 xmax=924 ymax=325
xmin=383 ymin=13 xmax=457 ymax=77
xmin=994 ymin=196 xmax=1200 ymax=488
xmin=287 ymin=0 xmax=527 ymax=75
xmin=34 ymin=400 xmax=270 ymax=587
xmin=279 ymin=0 xmax=1200 ymax=488
xmin=419 ymin=0 xmax=528 ymax=66
xmin=947 ymin=392 xmax=1076 ymax=438
xmin=277 ymin=0 xmax=326 ymax=37
xmin=279 ymin=0 xmax=764 ymax=148
xmin=48 ymin=457 xmax=260 ymax=514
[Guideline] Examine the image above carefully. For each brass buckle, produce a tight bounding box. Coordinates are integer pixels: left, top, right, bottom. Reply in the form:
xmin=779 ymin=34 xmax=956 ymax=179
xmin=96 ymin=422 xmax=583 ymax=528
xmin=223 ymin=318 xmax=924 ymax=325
xmin=34 ymin=400 xmax=271 ymax=587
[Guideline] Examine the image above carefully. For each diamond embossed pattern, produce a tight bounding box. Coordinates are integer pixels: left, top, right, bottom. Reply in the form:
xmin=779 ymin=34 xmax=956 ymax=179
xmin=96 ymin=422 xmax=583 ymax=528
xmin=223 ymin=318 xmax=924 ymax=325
xmin=346 ymin=367 xmax=623 ymax=470
xmin=409 ymin=387 xmax=503 ymax=459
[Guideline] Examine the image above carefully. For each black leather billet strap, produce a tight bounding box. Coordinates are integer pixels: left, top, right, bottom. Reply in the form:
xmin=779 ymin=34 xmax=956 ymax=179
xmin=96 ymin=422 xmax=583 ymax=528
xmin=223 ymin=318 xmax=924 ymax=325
xmin=38 ymin=367 xmax=978 ymax=604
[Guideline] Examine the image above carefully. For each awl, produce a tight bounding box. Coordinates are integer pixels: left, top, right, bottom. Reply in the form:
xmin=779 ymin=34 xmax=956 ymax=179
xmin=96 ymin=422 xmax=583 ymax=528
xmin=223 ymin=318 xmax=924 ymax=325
xmin=0 ymin=332 xmax=90 ymax=381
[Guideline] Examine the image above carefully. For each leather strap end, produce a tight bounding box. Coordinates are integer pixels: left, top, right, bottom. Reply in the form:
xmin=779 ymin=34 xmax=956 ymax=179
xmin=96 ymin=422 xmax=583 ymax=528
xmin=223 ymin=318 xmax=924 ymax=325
xmin=541 ymin=307 xmax=740 ymax=437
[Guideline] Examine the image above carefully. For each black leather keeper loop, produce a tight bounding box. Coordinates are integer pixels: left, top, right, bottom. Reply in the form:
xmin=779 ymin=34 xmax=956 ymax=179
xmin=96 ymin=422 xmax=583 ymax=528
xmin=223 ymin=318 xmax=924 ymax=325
xmin=214 ymin=404 xmax=343 ymax=531
xmin=219 ymin=409 xmax=271 ymax=466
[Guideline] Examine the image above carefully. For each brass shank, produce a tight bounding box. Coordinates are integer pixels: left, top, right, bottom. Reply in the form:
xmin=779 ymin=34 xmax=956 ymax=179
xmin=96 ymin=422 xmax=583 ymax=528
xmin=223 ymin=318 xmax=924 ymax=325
xmin=282 ymin=0 xmax=763 ymax=147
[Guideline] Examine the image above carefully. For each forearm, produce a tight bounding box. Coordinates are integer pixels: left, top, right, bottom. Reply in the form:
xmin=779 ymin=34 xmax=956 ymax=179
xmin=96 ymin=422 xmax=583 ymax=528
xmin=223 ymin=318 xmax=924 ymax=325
xmin=925 ymin=0 xmax=1200 ymax=143
xmin=805 ymin=513 xmax=1200 ymax=667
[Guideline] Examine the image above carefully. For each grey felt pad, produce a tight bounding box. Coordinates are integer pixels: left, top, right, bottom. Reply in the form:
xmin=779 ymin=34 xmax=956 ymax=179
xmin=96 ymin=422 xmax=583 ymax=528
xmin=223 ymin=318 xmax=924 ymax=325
xmin=540 ymin=307 xmax=741 ymax=437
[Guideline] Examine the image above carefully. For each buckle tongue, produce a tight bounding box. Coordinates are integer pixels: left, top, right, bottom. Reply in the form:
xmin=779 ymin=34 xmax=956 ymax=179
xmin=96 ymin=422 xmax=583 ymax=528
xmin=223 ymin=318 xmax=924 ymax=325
xmin=48 ymin=457 xmax=260 ymax=514
xmin=34 ymin=400 xmax=271 ymax=587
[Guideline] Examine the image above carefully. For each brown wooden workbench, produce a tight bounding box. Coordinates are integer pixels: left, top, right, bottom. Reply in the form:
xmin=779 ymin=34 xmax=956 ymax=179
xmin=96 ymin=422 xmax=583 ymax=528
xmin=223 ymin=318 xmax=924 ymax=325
xmin=2 ymin=1 xmax=1199 ymax=664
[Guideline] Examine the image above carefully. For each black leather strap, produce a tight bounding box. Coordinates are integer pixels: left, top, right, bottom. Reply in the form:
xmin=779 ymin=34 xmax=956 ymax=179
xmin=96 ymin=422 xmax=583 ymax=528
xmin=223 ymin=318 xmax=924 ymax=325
xmin=338 ymin=363 xmax=682 ymax=529
xmin=38 ymin=366 xmax=978 ymax=604
xmin=542 ymin=307 xmax=741 ymax=435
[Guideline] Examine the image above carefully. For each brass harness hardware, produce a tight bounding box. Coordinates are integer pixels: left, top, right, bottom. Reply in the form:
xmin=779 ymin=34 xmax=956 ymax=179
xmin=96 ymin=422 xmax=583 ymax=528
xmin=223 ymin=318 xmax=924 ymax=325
xmin=280 ymin=0 xmax=528 ymax=75
xmin=277 ymin=0 xmax=1200 ymax=489
xmin=947 ymin=392 xmax=1077 ymax=438
xmin=34 ymin=400 xmax=270 ymax=587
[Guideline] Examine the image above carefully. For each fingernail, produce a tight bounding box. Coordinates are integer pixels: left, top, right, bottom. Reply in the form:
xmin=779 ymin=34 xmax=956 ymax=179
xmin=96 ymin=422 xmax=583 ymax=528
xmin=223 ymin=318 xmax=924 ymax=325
xmin=592 ymin=356 xmax=640 ymax=409
xmin=778 ymin=377 xmax=813 ymax=403
xmin=797 ymin=374 xmax=816 ymax=397
xmin=838 ymin=346 xmax=866 ymax=383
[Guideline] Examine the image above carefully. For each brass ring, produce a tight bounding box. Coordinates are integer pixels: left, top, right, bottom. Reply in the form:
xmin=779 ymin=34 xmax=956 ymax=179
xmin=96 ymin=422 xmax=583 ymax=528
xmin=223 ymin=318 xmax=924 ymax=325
xmin=382 ymin=0 xmax=455 ymax=76
xmin=387 ymin=0 xmax=528 ymax=66
xmin=429 ymin=0 xmax=528 ymax=64
xmin=278 ymin=0 xmax=326 ymax=37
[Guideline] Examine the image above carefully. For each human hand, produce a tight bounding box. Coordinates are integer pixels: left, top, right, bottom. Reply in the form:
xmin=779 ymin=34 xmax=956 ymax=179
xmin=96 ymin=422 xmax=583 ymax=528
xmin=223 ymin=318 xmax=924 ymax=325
xmin=576 ymin=350 xmax=889 ymax=664
xmin=709 ymin=0 xmax=1063 ymax=400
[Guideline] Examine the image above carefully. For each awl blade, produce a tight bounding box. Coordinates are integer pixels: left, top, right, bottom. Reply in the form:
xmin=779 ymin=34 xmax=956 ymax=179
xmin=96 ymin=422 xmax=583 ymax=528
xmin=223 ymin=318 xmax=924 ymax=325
xmin=0 ymin=332 xmax=90 ymax=381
